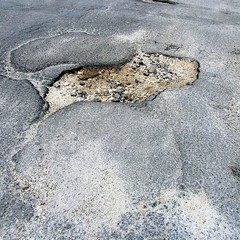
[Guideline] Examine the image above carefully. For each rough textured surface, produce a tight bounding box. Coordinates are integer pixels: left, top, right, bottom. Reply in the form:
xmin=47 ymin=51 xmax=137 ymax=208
xmin=13 ymin=103 xmax=182 ymax=238
xmin=0 ymin=75 xmax=44 ymax=238
xmin=46 ymin=52 xmax=198 ymax=114
xmin=0 ymin=0 xmax=239 ymax=239
xmin=0 ymin=76 xmax=44 ymax=159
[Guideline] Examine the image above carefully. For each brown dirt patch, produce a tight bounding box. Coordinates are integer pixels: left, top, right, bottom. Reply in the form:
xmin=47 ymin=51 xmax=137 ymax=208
xmin=46 ymin=52 xmax=198 ymax=114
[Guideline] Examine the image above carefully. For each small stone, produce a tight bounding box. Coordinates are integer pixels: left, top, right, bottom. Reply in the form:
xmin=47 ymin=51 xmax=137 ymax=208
xmin=112 ymin=89 xmax=118 ymax=93
xmin=63 ymin=82 xmax=70 ymax=86
xmin=121 ymin=93 xmax=128 ymax=99
xmin=79 ymin=91 xmax=87 ymax=97
xmin=113 ymin=93 xmax=121 ymax=100
xmin=117 ymin=82 xmax=124 ymax=87
xmin=111 ymin=82 xmax=118 ymax=89
xmin=70 ymin=90 xmax=77 ymax=97
xmin=103 ymin=90 xmax=110 ymax=96
xmin=143 ymin=70 xmax=149 ymax=76
xmin=148 ymin=65 xmax=158 ymax=74
xmin=79 ymin=80 xmax=85 ymax=86
xmin=117 ymin=87 xmax=125 ymax=93
xmin=108 ymin=97 xmax=115 ymax=102
xmin=111 ymin=98 xmax=120 ymax=102
xmin=53 ymin=82 xmax=60 ymax=88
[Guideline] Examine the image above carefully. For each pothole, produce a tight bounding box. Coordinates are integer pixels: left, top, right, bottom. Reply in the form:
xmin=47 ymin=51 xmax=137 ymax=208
xmin=46 ymin=52 xmax=198 ymax=114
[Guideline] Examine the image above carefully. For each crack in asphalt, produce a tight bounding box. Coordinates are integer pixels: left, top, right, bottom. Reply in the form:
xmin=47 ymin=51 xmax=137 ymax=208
xmin=142 ymin=0 xmax=178 ymax=5
xmin=152 ymin=0 xmax=178 ymax=4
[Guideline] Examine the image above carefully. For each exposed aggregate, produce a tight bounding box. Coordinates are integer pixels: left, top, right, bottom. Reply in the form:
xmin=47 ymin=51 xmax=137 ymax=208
xmin=46 ymin=52 xmax=198 ymax=114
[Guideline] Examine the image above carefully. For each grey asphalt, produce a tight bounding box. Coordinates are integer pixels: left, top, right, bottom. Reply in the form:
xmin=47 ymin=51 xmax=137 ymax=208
xmin=0 ymin=0 xmax=239 ymax=239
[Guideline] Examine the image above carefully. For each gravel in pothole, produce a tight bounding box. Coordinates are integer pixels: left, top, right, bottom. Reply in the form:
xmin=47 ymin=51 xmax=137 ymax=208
xmin=46 ymin=52 xmax=198 ymax=114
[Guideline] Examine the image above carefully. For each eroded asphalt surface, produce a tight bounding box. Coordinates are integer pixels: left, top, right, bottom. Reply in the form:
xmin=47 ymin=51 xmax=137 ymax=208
xmin=0 ymin=0 xmax=240 ymax=239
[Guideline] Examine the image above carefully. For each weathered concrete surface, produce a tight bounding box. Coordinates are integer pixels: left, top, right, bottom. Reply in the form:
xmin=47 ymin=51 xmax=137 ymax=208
xmin=0 ymin=0 xmax=239 ymax=239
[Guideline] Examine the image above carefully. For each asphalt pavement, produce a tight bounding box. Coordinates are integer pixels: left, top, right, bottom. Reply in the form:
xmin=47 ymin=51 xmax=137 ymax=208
xmin=0 ymin=0 xmax=239 ymax=239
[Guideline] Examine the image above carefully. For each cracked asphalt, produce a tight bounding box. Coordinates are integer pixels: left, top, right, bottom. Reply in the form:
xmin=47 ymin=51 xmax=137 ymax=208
xmin=0 ymin=0 xmax=239 ymax=239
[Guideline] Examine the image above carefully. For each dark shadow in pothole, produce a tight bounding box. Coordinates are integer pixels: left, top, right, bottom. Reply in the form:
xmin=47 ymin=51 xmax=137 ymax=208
xmin=152 ymin=0 xmax=177 ymax=4
xmin=141 ymin=0 xmax=178 ymax=5
xmin=45 ymin=52 xmax=199 ymax=115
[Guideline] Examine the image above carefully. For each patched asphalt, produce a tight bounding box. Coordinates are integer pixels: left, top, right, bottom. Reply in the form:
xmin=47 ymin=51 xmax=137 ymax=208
xmin=0 ymin=0 xmax=239 ymax=239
